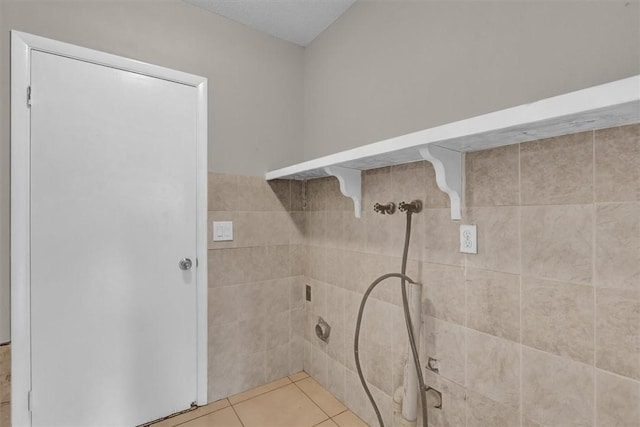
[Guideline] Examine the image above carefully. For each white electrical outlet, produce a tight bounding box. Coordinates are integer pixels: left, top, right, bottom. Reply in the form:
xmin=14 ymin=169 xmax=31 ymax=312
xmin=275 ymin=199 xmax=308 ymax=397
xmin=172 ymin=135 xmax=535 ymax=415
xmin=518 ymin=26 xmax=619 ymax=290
xmin=460 ymin=224 xmax=477 ymax=254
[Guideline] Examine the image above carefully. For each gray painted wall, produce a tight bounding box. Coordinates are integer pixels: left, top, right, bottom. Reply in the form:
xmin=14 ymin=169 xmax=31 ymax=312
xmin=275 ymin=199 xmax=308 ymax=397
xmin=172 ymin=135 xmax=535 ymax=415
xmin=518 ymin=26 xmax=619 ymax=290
xmin=0 ymin=0 xmax=305 ymax=343
xmin=303 ymin=0 xmax=640 ymax=159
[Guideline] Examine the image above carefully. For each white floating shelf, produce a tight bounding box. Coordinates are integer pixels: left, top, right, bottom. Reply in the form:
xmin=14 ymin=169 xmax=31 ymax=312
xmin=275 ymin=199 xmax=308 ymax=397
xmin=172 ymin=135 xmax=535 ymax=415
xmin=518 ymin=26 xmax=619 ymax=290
xmin=266 ymin=75 xmax=640 ymax=219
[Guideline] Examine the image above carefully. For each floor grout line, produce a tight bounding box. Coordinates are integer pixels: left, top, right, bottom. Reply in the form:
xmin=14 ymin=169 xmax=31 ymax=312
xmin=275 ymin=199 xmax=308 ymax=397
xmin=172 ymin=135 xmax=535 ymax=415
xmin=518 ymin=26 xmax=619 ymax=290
xmin=229 ymin=377 xmax=293 ymax=406
xmin=332 ymin=408 xmax=348 ymax=417
xmin=228 ymin=403 xmax=246 ymax=427
xmin=156 ymin=370 xmax=358 ymax=426
xmin=152 ymin=398 xmax=232 ymax=427
xmin=292 ymin=378 xmax=334 ymax=421
xmin=173 ymin=404 xmax=230 ymax=427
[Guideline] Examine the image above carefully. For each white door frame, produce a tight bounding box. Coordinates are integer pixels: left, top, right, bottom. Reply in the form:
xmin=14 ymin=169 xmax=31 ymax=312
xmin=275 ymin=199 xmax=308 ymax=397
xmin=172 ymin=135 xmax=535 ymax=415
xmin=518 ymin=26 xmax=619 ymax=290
xmin=10 ymin=31 xmax=208 ymax=426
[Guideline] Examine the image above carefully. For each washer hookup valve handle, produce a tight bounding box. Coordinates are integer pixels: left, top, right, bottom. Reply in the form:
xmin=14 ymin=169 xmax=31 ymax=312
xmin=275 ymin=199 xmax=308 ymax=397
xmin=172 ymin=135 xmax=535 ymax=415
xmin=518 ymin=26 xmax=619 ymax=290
xmin=398 ymin=200 xmax=422 ymax=213
xmin=373 ymin=202 xmax=396 ymax=215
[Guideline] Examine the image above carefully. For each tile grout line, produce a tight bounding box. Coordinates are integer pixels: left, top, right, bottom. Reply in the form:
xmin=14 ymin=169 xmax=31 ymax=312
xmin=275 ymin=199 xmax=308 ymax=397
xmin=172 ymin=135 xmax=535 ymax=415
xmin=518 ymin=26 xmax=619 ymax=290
xmin=594 ymin=366 xmax=640 ymax=384
xmin=461 ymin=154 xmax=470 ymax=427
xmin=229 ymin=403 xmax=246 ymax=427
xmin=159 ymin=397 xmax=237 ymax=427
xmin=229 ymin=378 xmax=293 ymax=406
xmin=592 ymin=129 xmax=597 ymax=426
xmin=332 ymin=408 xmax=348 ymax=418
xmin=518 ymin=141 xmax=523 ymax=427
xmin=464 ymin=215 xmax=469 ymax=425
xmin=292 ymin=372 xmax=334 ymax=422
xmin=171 ymin=401 xmax=232 ymax=427
xmin=522 ymin=343 xmax=596 ymax=368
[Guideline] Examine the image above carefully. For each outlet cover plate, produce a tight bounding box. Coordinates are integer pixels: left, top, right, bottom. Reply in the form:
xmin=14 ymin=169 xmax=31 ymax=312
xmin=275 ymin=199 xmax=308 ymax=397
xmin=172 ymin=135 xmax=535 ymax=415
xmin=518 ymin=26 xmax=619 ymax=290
xmin=460 ymin=224 xmax=477 ymax=254
xmin=213 ymin=221 xmax=233 ymax=241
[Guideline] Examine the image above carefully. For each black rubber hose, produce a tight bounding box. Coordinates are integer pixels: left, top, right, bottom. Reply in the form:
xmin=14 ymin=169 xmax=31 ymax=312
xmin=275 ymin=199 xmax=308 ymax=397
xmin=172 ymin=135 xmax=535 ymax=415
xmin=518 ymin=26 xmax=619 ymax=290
xmin=353 ymin=272 xmax=418 ymax=427
xmin=353 ymin=212 xmax=428 ymax=427
xmin=399 ymin=212 xmax=429 ymax=427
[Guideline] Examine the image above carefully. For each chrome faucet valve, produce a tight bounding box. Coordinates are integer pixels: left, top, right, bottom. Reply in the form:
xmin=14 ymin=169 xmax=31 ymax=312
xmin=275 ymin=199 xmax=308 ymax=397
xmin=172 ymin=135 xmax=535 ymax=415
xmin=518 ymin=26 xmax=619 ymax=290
xmin=398 ymin=200 xmax=422 ymax=214
xmin=373 ymin=202 xmax=396 ymax=215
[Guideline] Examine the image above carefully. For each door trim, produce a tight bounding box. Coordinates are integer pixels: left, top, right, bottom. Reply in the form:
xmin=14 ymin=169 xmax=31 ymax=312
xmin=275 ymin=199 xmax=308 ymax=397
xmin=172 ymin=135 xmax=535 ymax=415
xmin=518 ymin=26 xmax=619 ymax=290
xmin=10 ymin=31 xmax=208 ymax=426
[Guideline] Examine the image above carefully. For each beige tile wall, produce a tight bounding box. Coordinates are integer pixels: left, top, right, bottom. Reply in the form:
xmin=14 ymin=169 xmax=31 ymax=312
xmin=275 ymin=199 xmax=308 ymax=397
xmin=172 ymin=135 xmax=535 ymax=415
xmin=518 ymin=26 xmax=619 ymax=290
xmin=207 ymin=173 xmax=305 ymax=402
xmin=301 ymin=124 xmax=640 ymax=427
xmin=0 ymin=125 xmax=636 ymax=424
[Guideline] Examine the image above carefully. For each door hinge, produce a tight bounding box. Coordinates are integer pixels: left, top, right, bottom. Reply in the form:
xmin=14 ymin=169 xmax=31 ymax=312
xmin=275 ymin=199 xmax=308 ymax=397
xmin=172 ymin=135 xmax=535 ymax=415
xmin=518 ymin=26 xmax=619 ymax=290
xmin=27 ymin=86 xmax=32 ymax=108
xmin=28 ymin=390 xmax=32 ymax=411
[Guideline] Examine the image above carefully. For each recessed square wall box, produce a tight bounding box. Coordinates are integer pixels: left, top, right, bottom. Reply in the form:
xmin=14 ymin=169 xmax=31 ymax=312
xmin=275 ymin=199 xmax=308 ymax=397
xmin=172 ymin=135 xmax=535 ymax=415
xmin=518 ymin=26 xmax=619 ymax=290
xmin=460 ymin=224 xmax=477 ymax=254
xmin=213 ymin=221 xmax=233 ymax=241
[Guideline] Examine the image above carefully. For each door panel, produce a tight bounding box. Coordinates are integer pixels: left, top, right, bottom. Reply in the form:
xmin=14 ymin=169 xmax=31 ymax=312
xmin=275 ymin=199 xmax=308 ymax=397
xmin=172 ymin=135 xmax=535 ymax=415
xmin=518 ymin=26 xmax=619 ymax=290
xmin=30 ymin=50 xmax=198 ymax=426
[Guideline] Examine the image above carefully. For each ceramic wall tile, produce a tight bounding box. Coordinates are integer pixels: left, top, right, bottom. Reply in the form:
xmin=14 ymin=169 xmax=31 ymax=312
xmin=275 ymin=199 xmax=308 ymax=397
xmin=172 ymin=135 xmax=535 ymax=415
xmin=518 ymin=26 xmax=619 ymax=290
xmin=596 ymin=369 xmax=640 ymax=427
xmin=522 ymin=347 xmax=594 ymax=427
xmin=466 ymin=144 xmax=519 ymax=207
xmin=466 ymin=390 xmax=520 ymax=427
xmin=466 ymin=206 xmax=520 ymax=274
xmin=595 ymin=202 xmax=640 ymax=291
xmin=423 ymin=316 xmax=466 ymax=385
xmin=596 ymin=288 xmax=640 ymax=380
xmin=520 ymin=131 xmax=593 ymax=205
xmin=422 ymin=208 xmax=463 ymax=266
xmin=421 ymin=263 xmax=466 ymax=325
xmin=0 ymin=345 xmax=9 ymax=404
xmin=522 ymin=276 xmax=594 ymax=364
xmin=466 ymin=269 xmax=520 ymax=342
xmin=266 ymin=179 xmax=291 ymax=212
xmin=521 ymin=204 xmax=593 ymax=285
xmin=466 ymin=329 xmax=520 ymax=407
xmin=595 ymin=124 xmax=640 ymax=202
xmin=208 ymin=172 xmax=238 ymax=211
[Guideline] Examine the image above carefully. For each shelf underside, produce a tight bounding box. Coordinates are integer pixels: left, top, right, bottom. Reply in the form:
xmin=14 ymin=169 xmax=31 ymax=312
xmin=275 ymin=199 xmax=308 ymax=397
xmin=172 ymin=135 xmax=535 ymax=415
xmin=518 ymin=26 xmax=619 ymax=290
xmin=266 ymin=76 xmax=639 ymax=219
xmin=270 ymin=100 xmax=638 ymax=181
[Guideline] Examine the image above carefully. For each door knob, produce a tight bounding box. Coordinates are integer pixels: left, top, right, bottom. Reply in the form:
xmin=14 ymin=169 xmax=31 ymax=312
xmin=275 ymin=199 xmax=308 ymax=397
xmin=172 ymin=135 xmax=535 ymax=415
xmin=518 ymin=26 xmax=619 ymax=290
xmin=179 ymin=258 xmax=193 ymax=271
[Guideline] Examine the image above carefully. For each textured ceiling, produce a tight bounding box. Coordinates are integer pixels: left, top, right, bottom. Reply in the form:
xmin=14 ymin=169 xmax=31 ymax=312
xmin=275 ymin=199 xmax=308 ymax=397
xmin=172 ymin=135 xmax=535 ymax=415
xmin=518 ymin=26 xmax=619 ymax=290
xmin=184 ymin=0 xmax=356 ymax=46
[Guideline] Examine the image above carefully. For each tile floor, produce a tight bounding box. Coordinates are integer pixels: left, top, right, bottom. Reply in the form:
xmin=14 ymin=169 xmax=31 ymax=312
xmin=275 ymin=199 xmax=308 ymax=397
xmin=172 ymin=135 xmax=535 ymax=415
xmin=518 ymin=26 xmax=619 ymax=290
xmin=150 ymin=371 xmax=369 ymax=427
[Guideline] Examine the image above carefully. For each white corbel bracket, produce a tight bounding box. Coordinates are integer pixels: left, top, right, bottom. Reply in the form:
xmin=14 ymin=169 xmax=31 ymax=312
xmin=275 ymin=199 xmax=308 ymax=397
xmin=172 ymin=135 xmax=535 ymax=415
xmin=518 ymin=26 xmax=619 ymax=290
xmin=324 ymin=166 xmax=362 ymax=218
xmin=419 ymin=145 xmax=463 ymax=221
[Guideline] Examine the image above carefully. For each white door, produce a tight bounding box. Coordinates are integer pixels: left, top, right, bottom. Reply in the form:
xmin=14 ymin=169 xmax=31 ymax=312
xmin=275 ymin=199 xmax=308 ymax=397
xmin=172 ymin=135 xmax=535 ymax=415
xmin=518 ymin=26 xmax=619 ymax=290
xmin=28 ymin=50 xmax=198 ymax=426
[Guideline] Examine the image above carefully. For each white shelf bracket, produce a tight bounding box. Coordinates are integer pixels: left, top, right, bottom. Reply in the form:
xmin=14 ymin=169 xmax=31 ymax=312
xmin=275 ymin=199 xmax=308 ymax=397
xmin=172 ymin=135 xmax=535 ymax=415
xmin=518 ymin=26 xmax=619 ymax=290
xmin=324 ymin=166 xmax=362 ymax=218
xmin=419 ymin=145 xmax=463 ymax=220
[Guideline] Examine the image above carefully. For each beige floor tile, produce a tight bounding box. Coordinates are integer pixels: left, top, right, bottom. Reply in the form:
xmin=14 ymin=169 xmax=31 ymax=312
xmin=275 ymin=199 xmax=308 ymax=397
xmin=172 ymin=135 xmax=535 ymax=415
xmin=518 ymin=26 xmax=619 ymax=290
xmin=234 ymin=383 xmax=328 ymax=427
xmin=296 ymin=377 xmax=348 ymax=417
xmin=150 ymin=399 xmax=231 ymax=426
xmin=207 ymin=398 xmax=232 ymax=413
xmin=289 ymin=370 xmax=310 ymax=382
xmin=228 ymin=376 xmax=291 ymax=404
xmin=332 ymin=411 xmax=369 ymax=427
xmin=178 ymin=406 xmax=243 ymax=427
xmin=315 ymin=419 xmax=339 ymax=427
